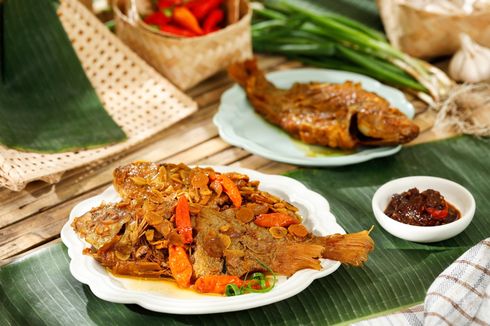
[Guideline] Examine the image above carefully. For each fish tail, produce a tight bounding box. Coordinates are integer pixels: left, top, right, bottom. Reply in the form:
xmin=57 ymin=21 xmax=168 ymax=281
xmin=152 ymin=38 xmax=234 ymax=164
xmin=228 ymin=58 xmax=261 ymax=88
xmin=228 ymin=58 xmax=283 ymax=123
xmin=322 ymin=229 xmax=375 ymax=267
xmin=228 ymin=58 xmax=277 ymax=93
xmin=271 ymin=243 xmax=324 ymax=276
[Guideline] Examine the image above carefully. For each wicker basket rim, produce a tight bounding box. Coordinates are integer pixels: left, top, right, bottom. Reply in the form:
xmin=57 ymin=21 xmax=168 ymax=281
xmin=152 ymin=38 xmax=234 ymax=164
xmin=395 ymin=1 xmax=490 ymax=17
xmin=113 ymin=0 xmax=252 ymax=41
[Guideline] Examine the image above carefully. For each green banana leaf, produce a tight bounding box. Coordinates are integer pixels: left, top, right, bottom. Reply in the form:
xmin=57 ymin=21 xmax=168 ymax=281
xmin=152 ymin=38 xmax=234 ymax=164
xmin=1 ymin=136 xmax=488 ymax=325
xmin=0 ymin=0 xmax=126 ymax=153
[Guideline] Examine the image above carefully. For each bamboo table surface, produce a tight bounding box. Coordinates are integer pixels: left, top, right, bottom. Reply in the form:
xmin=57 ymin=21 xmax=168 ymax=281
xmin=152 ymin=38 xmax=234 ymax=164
xmin=0 ymin=55 xmax=453 ymax=265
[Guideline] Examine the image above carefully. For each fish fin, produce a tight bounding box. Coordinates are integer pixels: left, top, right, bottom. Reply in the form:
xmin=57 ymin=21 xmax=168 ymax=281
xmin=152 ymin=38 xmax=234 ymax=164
xmin=322 ymin=230 xmax=375 ymax=266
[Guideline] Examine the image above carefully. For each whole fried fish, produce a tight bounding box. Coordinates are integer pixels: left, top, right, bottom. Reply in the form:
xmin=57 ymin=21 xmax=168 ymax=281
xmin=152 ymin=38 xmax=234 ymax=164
xmin=228 ymin=59 xmax=419 ymax=149
xmin=72 ymin=162 xmax=374 ymax=292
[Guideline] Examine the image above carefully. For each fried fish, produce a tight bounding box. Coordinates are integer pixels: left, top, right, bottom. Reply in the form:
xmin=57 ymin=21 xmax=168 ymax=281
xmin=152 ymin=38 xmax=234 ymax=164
xmin=72 ymin=162 xmax=374 ymax=294
xmin=228 ymin=59 xmax=419 ymax=149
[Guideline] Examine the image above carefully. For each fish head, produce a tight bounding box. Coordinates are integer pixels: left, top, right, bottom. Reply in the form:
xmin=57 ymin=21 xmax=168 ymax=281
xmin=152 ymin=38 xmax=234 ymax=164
xmin=354 ymin=107 xmax=420 ymax=146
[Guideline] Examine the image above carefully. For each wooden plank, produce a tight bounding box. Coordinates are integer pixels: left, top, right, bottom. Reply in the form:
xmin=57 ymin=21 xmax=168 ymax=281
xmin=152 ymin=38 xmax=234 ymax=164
xmin=0 ymin=188 xmax=101 ymax=260
xmin=163 ymin=137 xmax=231 ymax=164
xmin=196 ymin=147 xmax=250 ymax=166
xmin=230 ymin=154 xmax=272 ymax=170
xmin=257 ymin=161 xmax=296 ymax=175
xmin=0 ymin=238 xmax=61 ymax=267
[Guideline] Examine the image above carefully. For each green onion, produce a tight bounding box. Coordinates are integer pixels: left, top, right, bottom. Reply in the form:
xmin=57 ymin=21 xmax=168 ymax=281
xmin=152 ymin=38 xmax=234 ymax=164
xmin=252 ymin=0 xmax=453 ymax=102
xmin=223 ymin=260 xmax=278 ymax=296
xmin=225 ymin=284 xmax=242 ymax=296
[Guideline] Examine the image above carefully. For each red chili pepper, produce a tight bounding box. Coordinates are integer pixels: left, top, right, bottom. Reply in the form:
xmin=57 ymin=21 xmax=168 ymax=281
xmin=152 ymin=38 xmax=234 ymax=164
xmin=160 ymin=24 xmax=197 ymax=37
xmin=175 ymin=195 xmax=193 ymax=244
xmin=203 ymin=9 xmax=224 ymax=34
xmin=172 ymin=6 xmax=203 ymax=35
xmin=194 ymin=275 xmax=244 ymax=294
xmin=143 ymin=12 xmax=170 ymax=27
xmin=157 ymin=0 xmax=182 ymax=10
xmin=186 ymin=0 xmax=223 ymax=21
xmin=426 ymin=204 xmax=448 ymax=220
xmin=168 ymin=245 xmax=193 ymax=288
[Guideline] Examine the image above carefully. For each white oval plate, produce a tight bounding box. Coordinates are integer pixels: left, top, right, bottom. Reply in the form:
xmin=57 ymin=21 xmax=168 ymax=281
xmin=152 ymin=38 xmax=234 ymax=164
xmin=61 ymin=166 xmax=345 ymax=314
xmin=214 ymin=68 xmax=415 ymax=166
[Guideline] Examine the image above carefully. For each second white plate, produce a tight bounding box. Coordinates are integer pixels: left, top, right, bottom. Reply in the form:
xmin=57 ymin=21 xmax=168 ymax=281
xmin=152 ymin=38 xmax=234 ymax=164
xmin=214 ymin=68 xmax=415 ymax=166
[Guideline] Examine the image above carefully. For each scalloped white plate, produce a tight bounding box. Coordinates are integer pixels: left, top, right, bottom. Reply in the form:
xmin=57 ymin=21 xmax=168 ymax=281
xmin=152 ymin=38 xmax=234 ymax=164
xmin=214 ymin=69 xmax=415 ymax=166
xmin=61 ymin=166 xmax=345 ymax=314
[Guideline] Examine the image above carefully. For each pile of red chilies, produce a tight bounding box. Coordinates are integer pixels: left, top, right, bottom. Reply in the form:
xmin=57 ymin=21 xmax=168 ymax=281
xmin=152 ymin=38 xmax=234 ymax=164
xmin=144 ymin=0 xmax=226 ymax=37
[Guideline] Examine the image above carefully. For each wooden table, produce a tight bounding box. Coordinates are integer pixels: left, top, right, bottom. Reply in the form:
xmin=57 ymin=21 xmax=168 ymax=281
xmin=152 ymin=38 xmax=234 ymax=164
xmin=0 ymin=55 xmax=450 ymax=265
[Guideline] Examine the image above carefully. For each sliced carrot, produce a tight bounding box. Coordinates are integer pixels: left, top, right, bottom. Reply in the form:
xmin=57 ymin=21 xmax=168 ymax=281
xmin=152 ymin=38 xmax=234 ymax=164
xmin=194 ymin=275 xmax=244 ymax=294
xmin=175 ymin=195 xmax=192 ymax=244
xmin=168 ymin=245 xmax=193 ymax=288
xmin=254 ymin=213 xmax=300 ymax=228
xmin=217 ymin=174 xmax=242 ymax=208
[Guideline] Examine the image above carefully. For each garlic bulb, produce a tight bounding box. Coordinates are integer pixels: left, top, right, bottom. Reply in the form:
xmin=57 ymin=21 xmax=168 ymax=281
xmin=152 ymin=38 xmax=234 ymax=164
xmin=449 ymin=34 xmax=490 ymax=83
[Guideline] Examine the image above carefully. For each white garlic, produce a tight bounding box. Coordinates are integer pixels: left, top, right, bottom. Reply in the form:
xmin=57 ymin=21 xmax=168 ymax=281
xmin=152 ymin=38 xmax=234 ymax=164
xmin=449 ymin=33 xmax=490 ymax=83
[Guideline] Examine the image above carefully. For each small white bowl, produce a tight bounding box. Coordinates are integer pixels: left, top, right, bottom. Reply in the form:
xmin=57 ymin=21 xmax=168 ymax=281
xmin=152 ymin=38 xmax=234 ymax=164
xmin=372 ymin=176 xmax=476 ymax=243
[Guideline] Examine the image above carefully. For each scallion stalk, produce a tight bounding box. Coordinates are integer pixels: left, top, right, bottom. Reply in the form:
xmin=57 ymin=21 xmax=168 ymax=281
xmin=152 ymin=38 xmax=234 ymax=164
xmin=252 ymin=0 xmax=453 ymax=101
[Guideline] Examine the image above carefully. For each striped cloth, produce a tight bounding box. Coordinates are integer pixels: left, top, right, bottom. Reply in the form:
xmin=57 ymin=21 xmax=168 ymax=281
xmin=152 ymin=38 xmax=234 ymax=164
xmin=354 ymin=238 xmax=490 ymax=326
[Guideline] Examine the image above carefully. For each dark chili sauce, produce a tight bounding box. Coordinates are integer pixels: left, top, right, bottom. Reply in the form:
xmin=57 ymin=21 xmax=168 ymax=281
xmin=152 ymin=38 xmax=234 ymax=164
xmin=384 ymin=188 xmax=461 ymax=226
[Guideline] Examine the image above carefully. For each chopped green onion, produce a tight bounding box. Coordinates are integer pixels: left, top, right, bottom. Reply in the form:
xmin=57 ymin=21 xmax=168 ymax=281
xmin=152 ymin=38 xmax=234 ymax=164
xmin=251 ymin=272 xmax=265 ymax=281
xmin=225 ymin=284 xmax=242 ymax=296
xmin=224 ymin=261 xmax=278 ymax=296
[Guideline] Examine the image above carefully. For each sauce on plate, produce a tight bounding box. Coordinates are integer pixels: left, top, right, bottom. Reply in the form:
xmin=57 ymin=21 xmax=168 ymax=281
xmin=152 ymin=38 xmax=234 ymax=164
xmin=384 ymin=188 xmax=461 ymax=226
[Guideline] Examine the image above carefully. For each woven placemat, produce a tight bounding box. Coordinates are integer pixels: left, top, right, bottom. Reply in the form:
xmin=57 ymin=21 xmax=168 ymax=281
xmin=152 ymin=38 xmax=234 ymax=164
xmin=0 ymin=0 xmax=197 ymax=191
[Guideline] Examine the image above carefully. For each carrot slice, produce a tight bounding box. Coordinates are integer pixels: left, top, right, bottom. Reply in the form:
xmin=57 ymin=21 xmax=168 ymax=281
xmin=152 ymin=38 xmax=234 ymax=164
xmin=254 ymin=213 xmax=300 ymax=228
xmin=217 ymin=174 xmax=242 ymax=208
xmin=168 ymin=245 xmax=193 ymax=288
xmin=175 ymin=195 xmax=192 ymax=244
xmin=194 ymin=275 xmax=244 ymax=294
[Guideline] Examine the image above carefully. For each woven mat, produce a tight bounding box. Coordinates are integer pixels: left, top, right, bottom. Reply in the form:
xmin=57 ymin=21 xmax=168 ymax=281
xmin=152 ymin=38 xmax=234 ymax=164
xmin=0 ymin=136 xmax=488 ymax=324
xmin=0 ymin=0 xmax=197 ymax=191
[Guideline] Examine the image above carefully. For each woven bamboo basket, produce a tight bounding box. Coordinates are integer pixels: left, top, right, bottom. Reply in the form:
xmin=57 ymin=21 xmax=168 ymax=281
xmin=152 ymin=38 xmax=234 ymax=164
xmin=378 ymin=0 xmax=490 ymax=59
xmin=0 ymin=0 xmax=197 ymax=191
xmin=114 ymin=0 xmax=253 ymax=90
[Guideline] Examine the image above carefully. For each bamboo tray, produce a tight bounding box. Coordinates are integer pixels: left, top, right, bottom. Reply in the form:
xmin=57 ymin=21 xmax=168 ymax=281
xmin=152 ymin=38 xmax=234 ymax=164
xmin=0 ymin=0 xmax=197 ymax=191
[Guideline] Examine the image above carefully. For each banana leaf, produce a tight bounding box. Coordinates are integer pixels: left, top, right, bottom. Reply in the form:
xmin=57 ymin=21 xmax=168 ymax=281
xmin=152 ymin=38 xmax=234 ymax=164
xmin=0 ymin=0 xmax=126 ymax=153
xmin=1 ymin=136 xmax=488 ymax=325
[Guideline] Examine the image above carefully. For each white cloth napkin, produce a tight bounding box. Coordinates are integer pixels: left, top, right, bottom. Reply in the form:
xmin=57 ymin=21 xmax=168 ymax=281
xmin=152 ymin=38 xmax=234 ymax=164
xmin=354 ymin=238 xmax=490 ymax=326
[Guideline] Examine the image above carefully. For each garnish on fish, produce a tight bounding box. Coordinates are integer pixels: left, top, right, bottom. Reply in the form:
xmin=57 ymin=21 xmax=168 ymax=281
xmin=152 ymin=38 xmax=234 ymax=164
xmin=228 ymin=58 xmax=419 ymax=149
xmin=72 ymin=162 xmax=374 ymax=295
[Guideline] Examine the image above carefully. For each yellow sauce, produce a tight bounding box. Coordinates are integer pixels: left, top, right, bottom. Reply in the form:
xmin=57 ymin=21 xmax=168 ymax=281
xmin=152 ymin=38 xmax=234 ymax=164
xmin=108 ymin=271 xmax=284 ymax=298
xmin=109 ymin=272 xmax=210 ymax=298
xmin=291 ymin=138 xmax=355 ymax=157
